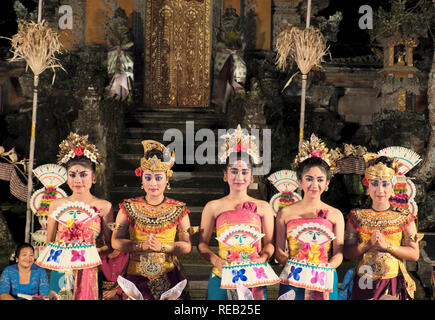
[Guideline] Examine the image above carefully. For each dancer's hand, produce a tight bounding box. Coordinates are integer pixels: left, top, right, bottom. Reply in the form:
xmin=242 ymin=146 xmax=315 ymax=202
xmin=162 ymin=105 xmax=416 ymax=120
xmin=369 ymin=231 xmax=378 ymax=248
xmin=213 ymin=256 xmax=227 ymax=273
xmin=147 ymin=234 xmax=163 ymax=252
xmin=374 ymin=231 xmax=388 ymax=250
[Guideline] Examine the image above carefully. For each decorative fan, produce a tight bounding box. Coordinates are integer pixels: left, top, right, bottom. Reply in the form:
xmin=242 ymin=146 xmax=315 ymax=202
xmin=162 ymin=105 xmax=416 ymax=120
xmin=290 ymin=222 xmax=335 ymax=246
xmin=216 ymin=224 xmax=264 ymax=247
xmin=30 ymin=187 xmax=68 ymax=215
xmin=30 ymin=229 xmax=47 ymax=259
xmin=377 ymin=146 xmax=422 ymax=175
xmin=51 ymin=201 xmax=99 ymax=226
xmin=267 ymin=170 xmax=302 ymax=215
xmin=31 ymin=164 xmax=68 ymax=216
xmin=267 ymin=170 xmax=299 ymax=192
xmin=33 ymin=164 xmax=67 ymax=188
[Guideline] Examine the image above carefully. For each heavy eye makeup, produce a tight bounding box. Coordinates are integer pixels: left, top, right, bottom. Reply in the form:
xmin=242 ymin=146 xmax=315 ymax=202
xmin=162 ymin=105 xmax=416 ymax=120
xmin=68 ymin=171 xmax=90 ymax=179
xmin=144 ymin=174 xmax=164 ymax=181
xmin=304 ymin=176 xmax=325 ymax=183
xmin=369 ymin=180 xmax=391 ymax=188
xmin=229 ymin=168 xmax=251 ymax=176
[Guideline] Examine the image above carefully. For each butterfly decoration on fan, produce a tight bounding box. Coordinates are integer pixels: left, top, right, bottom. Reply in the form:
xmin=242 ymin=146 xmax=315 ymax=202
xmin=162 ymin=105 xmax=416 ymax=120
xmin=267 ymin=170 xmax=302 ymax=216
xmin=288 ymin=265 xmax=302 ymax=281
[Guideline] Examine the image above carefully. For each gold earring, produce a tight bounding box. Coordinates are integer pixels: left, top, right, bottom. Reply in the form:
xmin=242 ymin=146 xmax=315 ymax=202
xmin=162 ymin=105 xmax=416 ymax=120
xmin=223 ymin=176 xmax=227 ymax=182
xmin=141 ymin=185 xmax=144 ymax=190
xmin=166 ymin=182 xmax=171 ymax=190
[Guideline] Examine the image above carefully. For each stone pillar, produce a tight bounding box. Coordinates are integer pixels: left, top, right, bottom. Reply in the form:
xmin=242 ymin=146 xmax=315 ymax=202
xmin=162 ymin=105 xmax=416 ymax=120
xmin=72 ymin=86 xmax=108 ymax=198
xmin=58 ymin=0 xmax=87 ymax=51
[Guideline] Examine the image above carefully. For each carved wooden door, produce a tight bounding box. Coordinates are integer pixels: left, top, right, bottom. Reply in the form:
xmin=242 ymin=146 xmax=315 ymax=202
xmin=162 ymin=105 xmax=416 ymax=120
xmin=144 ymin=0 xmax=211 ymax=107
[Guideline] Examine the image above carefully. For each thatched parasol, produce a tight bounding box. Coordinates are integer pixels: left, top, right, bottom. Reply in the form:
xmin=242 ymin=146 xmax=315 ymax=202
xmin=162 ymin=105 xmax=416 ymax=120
xmin=275 ymin=0 xmax=330 ymax=150
xmin=5 ymin=8 xmax=65 ymax=242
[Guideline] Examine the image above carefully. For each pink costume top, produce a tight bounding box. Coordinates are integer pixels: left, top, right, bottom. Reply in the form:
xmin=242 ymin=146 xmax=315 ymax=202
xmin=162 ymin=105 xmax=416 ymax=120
xmin=279 ymin=209 xmax=336 ymax=298
xmin=58 ymin=209 xmax=102 ymax=300
xmin=286 ymin=210 xmax=333 ymax=265
xmin=213 ymin=202 xmax=262 ymax=277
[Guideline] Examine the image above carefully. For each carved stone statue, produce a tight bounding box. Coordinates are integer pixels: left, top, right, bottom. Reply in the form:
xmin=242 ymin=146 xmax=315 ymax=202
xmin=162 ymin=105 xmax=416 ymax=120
xmin=212 ymin=7 xmax=247 ymax=113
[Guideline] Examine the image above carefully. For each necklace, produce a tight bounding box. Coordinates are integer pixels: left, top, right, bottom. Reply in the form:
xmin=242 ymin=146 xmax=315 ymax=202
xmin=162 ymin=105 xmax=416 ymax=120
xmin=144 ymin=196 xmax=166 ymax=206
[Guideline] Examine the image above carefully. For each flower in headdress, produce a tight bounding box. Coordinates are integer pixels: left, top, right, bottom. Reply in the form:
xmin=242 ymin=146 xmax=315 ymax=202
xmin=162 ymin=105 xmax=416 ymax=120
xmin=361 ymin=176 xmax=369 ymax=187
xmin=233 ymin=143 xmax=247 ymax=153
xmin=135 ymin=167 xmax=143 ymax=177
xmin=72 ymin=146 xmax=85 ymax=156
xmin=310 ymin=150 xmax=322 ymax=158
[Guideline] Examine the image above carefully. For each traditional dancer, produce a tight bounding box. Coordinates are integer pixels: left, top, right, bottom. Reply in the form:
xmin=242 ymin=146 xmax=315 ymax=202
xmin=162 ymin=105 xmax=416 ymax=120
xmin=111 ymin=140 xmax=192 ymax=300
xmin=344 ymin=152 xmax=420 ymax=300
xmin=198 ymin=125 xmax=279 ymax=300
xmin=275 ymin=134 xmax=344 ymax=300
xmin=36 ymin=132 xmax=113 ymax=300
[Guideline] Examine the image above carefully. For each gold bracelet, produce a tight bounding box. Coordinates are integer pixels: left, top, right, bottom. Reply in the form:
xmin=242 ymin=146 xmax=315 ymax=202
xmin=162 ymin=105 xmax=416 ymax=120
xmin=387 ymin=243 xmax=396 ymax=253
xmin=134 ymin=242 xmax=142 ymax=251
xmin=161 ymin=243 xmax=171 ymax=253
xmin=177 ymin=228 xmax=190 ymax=237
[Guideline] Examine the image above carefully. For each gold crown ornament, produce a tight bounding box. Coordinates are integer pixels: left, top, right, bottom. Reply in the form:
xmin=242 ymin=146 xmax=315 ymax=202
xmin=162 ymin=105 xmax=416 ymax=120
xmin=57 ymin=132 xmax=102 ymax=165
xmin=292 ymin=133 xmax=340 ymax=174
xmin=218 ymin=124 xmax=261 ymax=164
xmin=362 ymin=153 xmax=399 ymax=180
xmin=135 ymin=140 xmax=175 ymax=178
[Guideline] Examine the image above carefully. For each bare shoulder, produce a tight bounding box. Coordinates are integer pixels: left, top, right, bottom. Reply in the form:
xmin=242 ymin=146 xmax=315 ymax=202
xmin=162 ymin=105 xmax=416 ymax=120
xmin=324 ymin=205 xmax=344 ymax=223
xmin=93 ymin=198 xmax=113 ymax=217
xmin=202 ymin=198 xmax=223 ymax=218
xmin=255 ymin=200 xmax=273 ymax=215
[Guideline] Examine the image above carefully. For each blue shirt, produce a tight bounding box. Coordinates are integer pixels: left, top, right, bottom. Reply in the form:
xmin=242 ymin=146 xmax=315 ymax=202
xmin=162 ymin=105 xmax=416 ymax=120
xmin=0 ymin=264 xmax=49 ymax=299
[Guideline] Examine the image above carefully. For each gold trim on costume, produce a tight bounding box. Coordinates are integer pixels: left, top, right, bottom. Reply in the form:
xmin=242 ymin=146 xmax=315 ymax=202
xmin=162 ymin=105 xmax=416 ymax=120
xmin=365 ymin=162 xmax=397 ymax=180
xmin=122 ymin=198 xmax=187 ymax=233
xmin=218 ymin=124 xmax=261 ymax=164
xmin=140 ymin=140 xmax=175 ymax=177
xmin=57 ymin=132 xmax=102 ymax=165
xmin=292 ymin=133 xmax=340 ymax=174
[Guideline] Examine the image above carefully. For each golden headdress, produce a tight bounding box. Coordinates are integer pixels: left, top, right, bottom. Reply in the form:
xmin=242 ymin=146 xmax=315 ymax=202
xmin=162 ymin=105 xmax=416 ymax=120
xmin=362 ymin=153 xmax=399 ymax=180
xmin=292 ymin=133 xmax=340 ymax=174
xmin=136 ymin=140 xmax=175 ymax=178
xmin=57 ymin=132 xmax=102 ymax=165
xmin=218 ymin=124 xmax=261 ymax=164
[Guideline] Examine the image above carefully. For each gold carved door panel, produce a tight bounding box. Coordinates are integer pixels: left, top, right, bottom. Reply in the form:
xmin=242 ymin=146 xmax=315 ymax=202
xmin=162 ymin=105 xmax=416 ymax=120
xmin=144 ymin=0 xmax=211 ymax=107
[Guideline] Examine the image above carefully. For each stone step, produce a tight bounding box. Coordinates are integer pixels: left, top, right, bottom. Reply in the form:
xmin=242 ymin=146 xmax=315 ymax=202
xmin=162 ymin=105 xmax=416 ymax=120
xmin=124 ymin=116 xmax=227 ymax=127
xmin=115 ymin=154 xmax=225 ymax=172
xmin=110 ymin=186 xmax=225 ymax=207
xmin=131 ymin=106 xmax=218 ymax=113
xmin=112 ymin=170 xmax=225 ymax=188
xmin=122 ymin=126 xmax=227 ymax=142
xmin=118 ymin=138 xmax=224 ymax=156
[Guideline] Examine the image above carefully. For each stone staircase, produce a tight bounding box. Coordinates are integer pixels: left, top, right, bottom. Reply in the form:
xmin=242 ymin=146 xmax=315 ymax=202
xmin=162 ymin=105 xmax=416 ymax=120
xmin=110 ymin=106 xmax=225 ymax=298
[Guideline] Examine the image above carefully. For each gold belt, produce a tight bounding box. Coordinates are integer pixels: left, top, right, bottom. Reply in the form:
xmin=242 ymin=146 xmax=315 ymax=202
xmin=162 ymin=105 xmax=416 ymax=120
xmin=129 ymin=251 xmax=175 ymax=279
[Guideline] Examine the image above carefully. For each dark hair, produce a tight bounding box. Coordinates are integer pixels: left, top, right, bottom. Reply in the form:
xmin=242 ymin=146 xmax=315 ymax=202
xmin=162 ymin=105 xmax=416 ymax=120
xmin=296 ymin=156 xmax=332 ymax=181
xmin=64 ymin=156 xmax=96 ymax=173
xmin=10 ymin=243 xmax=34 ymax=264
xmin=367 ymin=156 xmax=394 ymax=169
xmin=145 ymin=148 xmax=164 ymax=161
